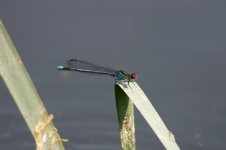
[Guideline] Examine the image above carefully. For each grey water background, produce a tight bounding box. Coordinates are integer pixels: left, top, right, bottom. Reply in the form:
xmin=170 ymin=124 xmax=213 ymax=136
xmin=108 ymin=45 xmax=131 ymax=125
xmin=0 ymin=1 xmax=225 ymax=149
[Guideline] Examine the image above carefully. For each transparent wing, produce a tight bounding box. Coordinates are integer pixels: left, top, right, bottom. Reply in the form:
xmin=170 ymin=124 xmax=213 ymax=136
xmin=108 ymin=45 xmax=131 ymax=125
xmin=66 ymin=58 xmax=118 ymax=75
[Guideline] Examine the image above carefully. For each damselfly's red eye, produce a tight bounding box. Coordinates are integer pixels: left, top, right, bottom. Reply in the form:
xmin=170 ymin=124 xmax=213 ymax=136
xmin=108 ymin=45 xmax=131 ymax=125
xmin=130 ymin=73 xmax=137 ymax=80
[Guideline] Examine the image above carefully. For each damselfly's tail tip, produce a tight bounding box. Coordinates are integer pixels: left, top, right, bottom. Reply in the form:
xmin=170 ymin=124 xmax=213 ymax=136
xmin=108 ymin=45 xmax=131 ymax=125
xmin=57 ymin=65 xmax=65 ymax=70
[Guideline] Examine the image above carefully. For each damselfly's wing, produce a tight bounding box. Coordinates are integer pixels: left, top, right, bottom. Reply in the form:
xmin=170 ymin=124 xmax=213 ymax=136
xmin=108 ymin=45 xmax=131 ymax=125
xmin=67 ymin=59 xmax=118 ymax=75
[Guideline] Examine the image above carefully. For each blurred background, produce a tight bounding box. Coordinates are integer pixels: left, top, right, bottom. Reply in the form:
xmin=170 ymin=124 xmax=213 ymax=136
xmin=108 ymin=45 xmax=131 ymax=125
xmin=0 ymin=1 xmax=225 ymax=149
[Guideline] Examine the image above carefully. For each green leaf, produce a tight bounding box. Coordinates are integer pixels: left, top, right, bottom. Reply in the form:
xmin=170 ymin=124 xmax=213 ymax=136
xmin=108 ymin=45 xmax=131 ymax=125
xmin=115 ymin=84 xmax=136 ymax=150
xmin=0 ymin=20 xmax=65 ymax=150
xmin=115 ymin=82 xmax=180 ymax=150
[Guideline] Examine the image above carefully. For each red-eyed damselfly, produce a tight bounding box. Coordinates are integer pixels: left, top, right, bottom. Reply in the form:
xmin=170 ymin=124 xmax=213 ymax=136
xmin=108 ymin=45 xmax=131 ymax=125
xmin=57 ymin=58 xmax=137 ymax=84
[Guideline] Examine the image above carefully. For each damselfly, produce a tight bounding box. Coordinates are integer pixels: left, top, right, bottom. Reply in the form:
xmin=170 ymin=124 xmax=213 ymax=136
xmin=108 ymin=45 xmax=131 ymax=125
xmin=57 ymin=58 xmax=137 ymax=84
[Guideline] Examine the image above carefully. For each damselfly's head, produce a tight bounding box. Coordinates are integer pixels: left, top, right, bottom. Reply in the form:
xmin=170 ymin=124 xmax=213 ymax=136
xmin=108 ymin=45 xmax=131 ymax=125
xmin=130 ymin=73 xmax=137 ymax=80
xmin=120 ymin=70 xmax=137 ymax=80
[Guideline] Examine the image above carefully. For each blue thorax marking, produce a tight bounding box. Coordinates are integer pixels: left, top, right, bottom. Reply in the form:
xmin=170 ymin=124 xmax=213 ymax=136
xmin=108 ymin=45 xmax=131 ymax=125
xmin=115 ymin=71 xmax=126 ymax=79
